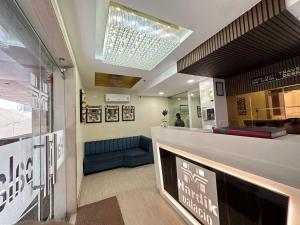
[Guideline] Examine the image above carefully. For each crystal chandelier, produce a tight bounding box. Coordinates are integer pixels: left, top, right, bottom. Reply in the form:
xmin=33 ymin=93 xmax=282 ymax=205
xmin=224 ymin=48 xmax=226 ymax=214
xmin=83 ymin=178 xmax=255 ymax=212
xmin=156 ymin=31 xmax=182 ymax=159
xmin=102 ymin=2 xmax=192 ymax=71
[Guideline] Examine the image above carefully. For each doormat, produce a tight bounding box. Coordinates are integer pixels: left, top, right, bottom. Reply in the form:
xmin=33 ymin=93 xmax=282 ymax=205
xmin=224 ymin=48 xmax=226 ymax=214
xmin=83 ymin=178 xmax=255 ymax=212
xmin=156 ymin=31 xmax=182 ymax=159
xmin=76 ymin=196 xmax=125 ymax=225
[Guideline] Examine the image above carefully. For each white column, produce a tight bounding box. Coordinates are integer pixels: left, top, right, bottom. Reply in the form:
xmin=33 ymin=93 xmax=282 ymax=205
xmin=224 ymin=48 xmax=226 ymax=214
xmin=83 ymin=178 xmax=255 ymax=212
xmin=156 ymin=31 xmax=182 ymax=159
xmin=199 ymin=78 xmax=228 ymax=129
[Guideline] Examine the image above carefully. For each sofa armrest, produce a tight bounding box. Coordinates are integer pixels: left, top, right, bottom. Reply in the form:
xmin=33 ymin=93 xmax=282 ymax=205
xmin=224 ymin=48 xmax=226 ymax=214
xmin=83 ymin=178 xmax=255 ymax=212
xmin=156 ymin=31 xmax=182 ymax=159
xmin=140 ymin=136 xmax=153 ymax=154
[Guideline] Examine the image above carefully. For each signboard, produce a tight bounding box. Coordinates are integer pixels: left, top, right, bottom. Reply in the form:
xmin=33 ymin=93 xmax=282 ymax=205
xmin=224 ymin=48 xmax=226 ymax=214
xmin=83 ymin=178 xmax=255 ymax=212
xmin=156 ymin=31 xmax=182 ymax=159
xmin=251 ymin=66 xmax=300 ymax=85
xmin=0 ymin=138 xmax=38 ymax=225
xmin=176 ymin=157 xmax=220 ymax=225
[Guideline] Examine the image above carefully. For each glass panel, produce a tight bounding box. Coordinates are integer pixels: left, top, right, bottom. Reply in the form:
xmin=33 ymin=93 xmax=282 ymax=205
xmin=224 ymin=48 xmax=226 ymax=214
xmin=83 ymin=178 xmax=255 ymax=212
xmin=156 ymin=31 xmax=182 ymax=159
xmin=168 ymin=92 xmax=189 ymax=127
xmin=283 ymin=84 xmax=300 ymax=119
xmin=227 ymin=84 xmax=300 ymax=128
xmin=0 ymin=1 xmax=64 ymax=223
xmin=0 ymin=0 xmax=41 ymax=222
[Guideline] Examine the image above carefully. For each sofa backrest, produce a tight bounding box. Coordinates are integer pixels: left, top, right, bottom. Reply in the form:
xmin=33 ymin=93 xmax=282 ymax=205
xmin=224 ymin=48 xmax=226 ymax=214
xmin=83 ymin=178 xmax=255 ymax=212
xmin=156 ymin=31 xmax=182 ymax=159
xmin=85 ymin=136 xmax=141 ymax=156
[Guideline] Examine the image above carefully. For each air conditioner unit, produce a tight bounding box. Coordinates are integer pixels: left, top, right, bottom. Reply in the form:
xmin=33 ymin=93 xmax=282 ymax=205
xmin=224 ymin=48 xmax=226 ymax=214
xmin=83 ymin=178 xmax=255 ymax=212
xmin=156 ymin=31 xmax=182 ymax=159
xmin=105 ymin=94 xmax=130 ymax=102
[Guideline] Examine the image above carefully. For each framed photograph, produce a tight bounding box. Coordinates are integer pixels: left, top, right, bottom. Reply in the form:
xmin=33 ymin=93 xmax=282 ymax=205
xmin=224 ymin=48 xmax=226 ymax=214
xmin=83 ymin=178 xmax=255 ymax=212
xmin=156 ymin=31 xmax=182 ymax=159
xmin=122 ymin=105 xmax=135 ymax=121
xmin=197 ymin=106 xmax=202 ymax=118
xmin=86 ymin=106 xmax=102 ymax=123
xmin=216 ymin=81 xmax=224 ymax=96
xmin=180 ymin=105 xmax=189 ymax=113
xmin=105 ymin=105 xmax=119 ymax=122
xmin=79 ymin=89 xmax=87 ymax=123
xmin=206 ymin=108 xmax=215 ymax=121
xmin=237 ymin=97 xmax=247 ymax=116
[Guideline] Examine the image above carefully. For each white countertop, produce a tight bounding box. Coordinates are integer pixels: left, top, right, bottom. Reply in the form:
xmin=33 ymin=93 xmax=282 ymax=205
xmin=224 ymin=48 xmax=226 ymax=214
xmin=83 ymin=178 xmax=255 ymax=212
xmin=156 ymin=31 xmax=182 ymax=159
xmin=151 ymin=126 xmax=300 ymax=189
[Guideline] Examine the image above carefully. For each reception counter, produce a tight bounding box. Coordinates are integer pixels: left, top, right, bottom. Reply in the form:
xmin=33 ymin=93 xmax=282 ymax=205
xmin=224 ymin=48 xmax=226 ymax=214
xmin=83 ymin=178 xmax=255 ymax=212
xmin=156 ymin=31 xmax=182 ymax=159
xmin=151 ymin=126 xmax=300 ymax=225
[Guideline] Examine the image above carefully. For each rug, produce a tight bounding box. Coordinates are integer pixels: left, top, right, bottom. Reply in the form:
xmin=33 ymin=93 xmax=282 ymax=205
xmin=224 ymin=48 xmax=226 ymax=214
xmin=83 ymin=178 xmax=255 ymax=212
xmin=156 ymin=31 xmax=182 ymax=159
xmin=18 ymin=220 xmax=70 ymax=225
xmin=75 ymin=196 xmax=125 ymax=225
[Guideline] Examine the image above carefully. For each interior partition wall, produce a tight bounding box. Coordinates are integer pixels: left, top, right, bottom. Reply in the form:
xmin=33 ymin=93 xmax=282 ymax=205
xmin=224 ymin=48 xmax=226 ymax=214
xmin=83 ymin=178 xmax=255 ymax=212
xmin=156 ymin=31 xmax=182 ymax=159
xmin=0 ymin=1 xmax=67 ymax=224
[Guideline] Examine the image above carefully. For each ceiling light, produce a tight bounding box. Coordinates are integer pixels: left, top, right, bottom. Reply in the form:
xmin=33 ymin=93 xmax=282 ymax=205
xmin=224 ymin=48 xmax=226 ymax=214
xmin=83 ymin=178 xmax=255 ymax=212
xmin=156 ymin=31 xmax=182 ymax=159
xmin=101 ymin=2 xmax=193 ymax=70
xmin=187 ymin=79 xmax=195 ymax=84
xmin=159 ymin=92 xmax=164 ymax=95
xmin=190 ymin=93 xmax=194 ymax=97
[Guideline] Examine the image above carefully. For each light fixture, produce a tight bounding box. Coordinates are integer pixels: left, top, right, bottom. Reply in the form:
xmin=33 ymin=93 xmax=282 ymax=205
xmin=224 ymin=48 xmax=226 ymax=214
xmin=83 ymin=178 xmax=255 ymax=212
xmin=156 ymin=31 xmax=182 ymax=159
xmin=187 ymin=79 xmax=194 ymax=84
xmin=101 ymin=2 xmax=193 ymax=70
xmin=159 ymin=92 xmax=164 ymax=95
xmin=190 ymin=93 xmax=194 ymax=97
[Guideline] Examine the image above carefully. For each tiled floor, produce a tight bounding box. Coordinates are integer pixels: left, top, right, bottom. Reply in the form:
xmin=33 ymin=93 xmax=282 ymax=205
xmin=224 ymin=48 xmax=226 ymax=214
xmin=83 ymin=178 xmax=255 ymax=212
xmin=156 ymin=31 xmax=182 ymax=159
xmin=79 ymin=164 xmax=186 ymax=225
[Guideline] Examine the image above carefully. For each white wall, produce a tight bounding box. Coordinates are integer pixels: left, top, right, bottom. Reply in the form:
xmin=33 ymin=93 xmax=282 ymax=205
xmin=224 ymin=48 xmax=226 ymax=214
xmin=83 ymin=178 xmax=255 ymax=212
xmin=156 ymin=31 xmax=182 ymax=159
xmin=83 ymin=88 xmax=169 ymax=141
xmin=75 ymin=70 xmax=85 ymax=201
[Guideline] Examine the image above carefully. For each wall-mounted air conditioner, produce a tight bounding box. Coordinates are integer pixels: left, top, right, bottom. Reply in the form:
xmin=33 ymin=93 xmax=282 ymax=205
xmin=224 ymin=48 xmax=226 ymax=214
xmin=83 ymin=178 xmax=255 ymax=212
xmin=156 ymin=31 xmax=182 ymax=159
xmin=105 ymin=94 xmax=130 ymax=102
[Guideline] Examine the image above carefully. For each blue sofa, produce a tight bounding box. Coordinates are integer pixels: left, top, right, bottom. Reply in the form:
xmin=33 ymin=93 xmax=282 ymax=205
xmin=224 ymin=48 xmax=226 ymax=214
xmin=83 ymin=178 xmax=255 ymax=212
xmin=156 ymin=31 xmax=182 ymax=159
xmin=83 ymin=136 xmax=153 ymax=175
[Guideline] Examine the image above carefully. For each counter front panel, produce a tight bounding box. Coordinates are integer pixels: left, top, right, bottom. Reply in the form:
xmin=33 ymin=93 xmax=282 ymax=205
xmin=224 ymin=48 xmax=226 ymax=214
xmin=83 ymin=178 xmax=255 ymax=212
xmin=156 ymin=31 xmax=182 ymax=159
xmin=160 ymin=148 xmax=289 ymax=225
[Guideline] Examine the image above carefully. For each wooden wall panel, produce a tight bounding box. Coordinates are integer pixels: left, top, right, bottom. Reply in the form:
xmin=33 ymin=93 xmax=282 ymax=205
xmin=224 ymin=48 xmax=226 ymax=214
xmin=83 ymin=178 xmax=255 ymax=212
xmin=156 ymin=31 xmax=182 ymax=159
xmin=225 ymin=56 xmax=300 ymax=96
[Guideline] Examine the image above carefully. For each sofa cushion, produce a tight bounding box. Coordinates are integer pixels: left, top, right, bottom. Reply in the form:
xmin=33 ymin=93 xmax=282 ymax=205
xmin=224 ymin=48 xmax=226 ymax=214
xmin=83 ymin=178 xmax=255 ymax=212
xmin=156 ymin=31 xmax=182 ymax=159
xmin=85 ymin=151 xmax=123 ymax=163
xmin=85 ymin=136 xmax=142 ymax=156
xmin=123 ymin=148 xmax=148 ymax=157
xmin=123 ymin=148 xmax=152 ymax=167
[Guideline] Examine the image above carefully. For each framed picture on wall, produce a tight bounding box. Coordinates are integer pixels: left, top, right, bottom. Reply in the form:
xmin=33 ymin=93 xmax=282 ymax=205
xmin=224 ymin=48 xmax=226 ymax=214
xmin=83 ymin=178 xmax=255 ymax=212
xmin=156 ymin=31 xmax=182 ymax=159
xmin=86 ymin=106 xmax=102 ymax=123
xmin=122 ymin=105 xmax=135 ymax=121
xmin=105 ymin=105 xmax=119 ymax=122
xmin=197 ymin=106 xmax=202 ymax=118
xmin=79 ymin=89 xmax=87 ymax=123
xmin=216 ymin=81 xmax=224 ymax=96
xmin=237 ymin=97 xmax=247 ymax=115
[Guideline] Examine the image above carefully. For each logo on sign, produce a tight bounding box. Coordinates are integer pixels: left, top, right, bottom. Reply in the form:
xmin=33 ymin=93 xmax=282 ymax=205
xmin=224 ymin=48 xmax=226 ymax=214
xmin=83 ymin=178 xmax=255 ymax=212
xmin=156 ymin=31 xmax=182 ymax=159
xmin=176 ymin=157 xmax=220 ymax=225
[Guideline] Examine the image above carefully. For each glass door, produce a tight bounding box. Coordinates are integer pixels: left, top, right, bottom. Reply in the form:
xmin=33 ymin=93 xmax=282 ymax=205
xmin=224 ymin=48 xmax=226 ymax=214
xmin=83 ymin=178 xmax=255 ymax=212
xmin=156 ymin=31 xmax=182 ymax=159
xmin=168 ymin=92 xmax=190 ymax=127
xmin=0 ymin=1 xmax=65 ymax=224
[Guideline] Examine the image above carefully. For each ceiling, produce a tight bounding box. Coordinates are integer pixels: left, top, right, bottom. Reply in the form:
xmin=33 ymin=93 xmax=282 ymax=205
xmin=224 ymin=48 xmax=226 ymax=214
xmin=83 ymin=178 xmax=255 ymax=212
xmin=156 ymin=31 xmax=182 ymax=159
xmin=178 ymin=0 xmax=300 ymax=78
xmin=139 ymin=73 xmax=205 ymax=97
xmin=56 ymin=0 xmax=261 ymax=95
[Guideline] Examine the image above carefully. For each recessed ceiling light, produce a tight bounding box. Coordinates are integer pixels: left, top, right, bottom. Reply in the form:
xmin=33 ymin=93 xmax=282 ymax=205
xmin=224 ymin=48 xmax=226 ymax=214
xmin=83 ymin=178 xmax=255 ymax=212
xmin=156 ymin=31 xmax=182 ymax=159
xmin=158 ymin=92 xmax=164 ymax=95
xmin=190 ymin=93 xmax=194 ymax=97
xmin=101 ymin=2 xmax=193 ymax=70
xmin=187 ymin=79 xmax=195 ymax=84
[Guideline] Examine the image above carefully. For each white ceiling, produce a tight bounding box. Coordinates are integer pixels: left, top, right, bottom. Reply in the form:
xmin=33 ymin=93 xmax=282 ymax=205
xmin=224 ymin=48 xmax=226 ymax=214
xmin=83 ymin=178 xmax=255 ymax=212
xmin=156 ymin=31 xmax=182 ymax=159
xmin=140 ymin=73 xmax=205 ymax=97
xmin=57 ymin=0 xmax=261 ymax=95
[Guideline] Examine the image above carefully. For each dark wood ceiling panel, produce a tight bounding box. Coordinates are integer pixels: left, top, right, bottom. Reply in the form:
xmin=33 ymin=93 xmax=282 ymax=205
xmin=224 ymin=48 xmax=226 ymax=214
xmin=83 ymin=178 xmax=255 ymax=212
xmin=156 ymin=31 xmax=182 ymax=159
xmin=95 ymin=72 xmax=141 ymax=88
xmin=226 ymin=56 xmax=300 ymax=96
xmin=177 ymin=0 xmax=300 ymax=79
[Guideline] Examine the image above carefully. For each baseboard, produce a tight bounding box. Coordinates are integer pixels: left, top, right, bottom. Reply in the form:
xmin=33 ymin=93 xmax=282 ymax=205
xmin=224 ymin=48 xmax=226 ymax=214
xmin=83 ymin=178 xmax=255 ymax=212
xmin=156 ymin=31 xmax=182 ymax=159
xmin=69 ymin=213 xmax=77 ymax=225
